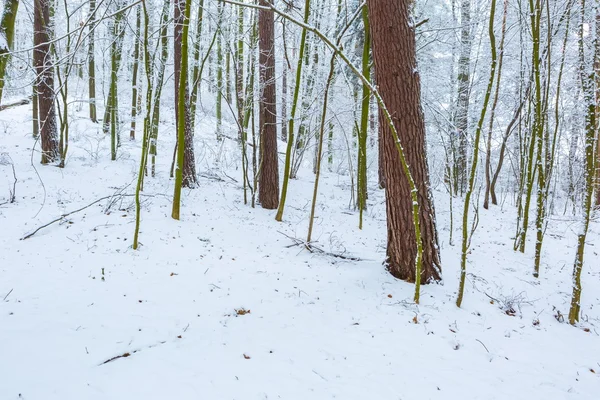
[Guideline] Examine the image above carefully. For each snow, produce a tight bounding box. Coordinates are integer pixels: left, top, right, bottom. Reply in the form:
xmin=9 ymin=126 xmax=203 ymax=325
xmin=0 ymin=31 xmax=7 ymax=53
xmin=1 ymin=102 xmax=599 ymax=399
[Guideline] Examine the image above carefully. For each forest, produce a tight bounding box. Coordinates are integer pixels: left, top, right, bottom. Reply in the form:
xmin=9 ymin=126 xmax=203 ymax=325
xmin=0 ymin=0 xmax=599 ymax=398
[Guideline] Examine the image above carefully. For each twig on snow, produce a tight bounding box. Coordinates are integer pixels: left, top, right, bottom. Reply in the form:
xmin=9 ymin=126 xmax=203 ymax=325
xmin=3 ymin=288 xmax=13 ymax=301
xmin=21 ymin=191 xmax=166 ymax=240
xmin=278 ymin=231 xmax=362 ymax=261
xmin=475 ymin=339 xmax=490 ymax=353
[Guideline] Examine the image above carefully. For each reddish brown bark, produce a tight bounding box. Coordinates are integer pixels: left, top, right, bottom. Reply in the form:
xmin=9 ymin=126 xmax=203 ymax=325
xmin=34 ymin=0 xmax=58 ymax=164
xmin=258 ymin=1 xmax=279 ymax=209
xmin=367 ymin=0 xmax=441 ymax=282
xmin=596 ymin=135 xmax=600 ymax=207
xmin=174 ymin=0 xmax=197 ymax=187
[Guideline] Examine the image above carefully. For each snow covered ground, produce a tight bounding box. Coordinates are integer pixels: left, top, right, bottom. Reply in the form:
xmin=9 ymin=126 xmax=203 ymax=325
xmin=1 ymin=102 xmax=599 ymax=399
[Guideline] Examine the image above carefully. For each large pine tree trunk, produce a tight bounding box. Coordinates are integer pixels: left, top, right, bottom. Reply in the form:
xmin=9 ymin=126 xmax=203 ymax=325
xmin=174 ymin=0 xmax=197 ymax=187
xmin=34 ymin=0 xmax=58 ymax=164
xmin=258 ymin=1 xmax=279 ymax=209
xmin=367 ymin=0 xmax=441 ymax=282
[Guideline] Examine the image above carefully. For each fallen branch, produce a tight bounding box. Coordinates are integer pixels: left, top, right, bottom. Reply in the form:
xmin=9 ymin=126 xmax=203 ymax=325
xmin=21 ymin=191 xmax=166 ymax=240
xmin=0 ymin=97 xmax=31 ymax=112
xmin=22 ymin=195 xmax=119 ymax=240
xmin=475 ymin=339 xmax=490 ymax=353
xmin=3 ymin=288 xmax=13 ymax=301
xmin=101 ymin=351 xmax=134 ymax=365
xmin=278 ymin=231 xmax=362 ymax=261
xmin=100 ymin=328 xmax=188 ymax=365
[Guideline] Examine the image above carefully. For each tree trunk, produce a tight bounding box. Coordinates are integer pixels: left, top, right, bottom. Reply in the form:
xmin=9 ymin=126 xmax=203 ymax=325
xmin=595 ymin=1 xmax=600 ymax=209
xmin=569 ymin=0 xmax=597 ymax=324
xmin=215 ymin=1 xmax=223 ymax=140
xmin=367 ymin=0 xmax=441 ymax=283
xmin=189 ymin=0 xmax=205 ymax=132
xmin=358 ymin=6 xmax=371 ymax=229
xmin=172 ymin=0 xmax=194 ymax=220
xmin=455 ymin=0 xmax=472 ymax=195
xmin=104 ymin=2 xmax=126 ymax=161
xmin=174 ymin=0 xmax=197 ymax=188
xmin=276 ymin=0 xmax=311 ymax=220
xmin=483 ymin=0 xmax=508 ymax=209
xmin=88 ymin=0 xmax=97 ymax=122
xmin=258 ymin=1 xmax=279 ymax=209
xmin=34 ymin=0 xmax=58 ymax=164
xmin=151 ymin=0 xmax=170 ymax=177
xmin=32 ymin=85 xmax=39 ymax=138
xmin=129 ymin=6 xmax=141 ymax=140
xmin=0 ymin=0 xmax=20 ymax=104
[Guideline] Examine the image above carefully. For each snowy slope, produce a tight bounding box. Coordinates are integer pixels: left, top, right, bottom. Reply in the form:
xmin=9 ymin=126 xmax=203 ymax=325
xmin=1 ymin=103 xmax=599 ymax=400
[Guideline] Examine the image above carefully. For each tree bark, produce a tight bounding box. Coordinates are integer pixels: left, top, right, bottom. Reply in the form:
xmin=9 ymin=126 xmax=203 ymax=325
xmin=174 ymin=0 xmax=197 ymax=188
xmin=367 ymin=0 xmax=441 ymax=283
xmin=34 ymin=0 xmax=58 ymax=164
xmin=88 ymin=0 xmax=97 ymax=122
xmin=129 ymin=6 xmax=141 ymax=140
xmin=258 ymin=1 xmax=279 ymax=209
xmin=455 ymin=0 xmax=472 ymax=195
xmin=0 ymin=0 xmax=20 ymax=104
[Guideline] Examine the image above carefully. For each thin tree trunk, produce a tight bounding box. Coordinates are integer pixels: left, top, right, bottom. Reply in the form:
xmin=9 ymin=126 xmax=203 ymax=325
xmin=130 ymin=6 xmax=141 ymax=140
xmin=32 ymin=85 xmax=39 ymax=138
xmin=133 ymin=0 xmax=154 ymax=249
xmin=216 ymin=1 xmax=224 ymax=140
xmin=281 ymin=22 xmax=288 ymax=142
xmin=151 ymin=0 xmax=170 ymax=177
xmin=455 ymin=0 xmax=472 ymax=195
xmin=457 ymin=0 xmax=498 ymax=307
xmin=569 ymin=0 xmax=597 ymax=324
xmin=105 ymin=2 xmax=126 ymax=161
xmin=483 ymin=0 xmax=508 ymax=209
xmin=189 ymin=0 xmax=205 ymax=132
xmin=88 ymin=0 xmax=97 ymax=122
xmin=358 ymin=6 xmax=371 ymax=229
xmin=276 ymin=0 xmax=311 ymax=220
xmin=0 ymin=0 xmax=20 ymax=104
